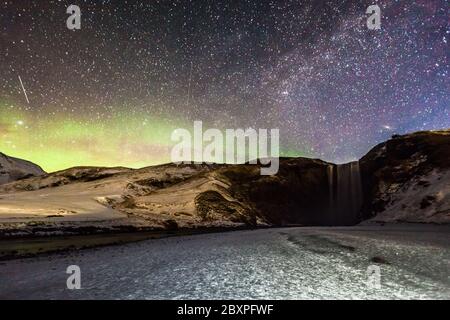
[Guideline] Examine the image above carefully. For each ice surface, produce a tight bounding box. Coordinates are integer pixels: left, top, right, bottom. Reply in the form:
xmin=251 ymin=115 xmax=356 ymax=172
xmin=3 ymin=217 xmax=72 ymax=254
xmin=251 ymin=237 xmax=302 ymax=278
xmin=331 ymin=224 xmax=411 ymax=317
xmin=0 ymin=225 xmax=449 ymax=300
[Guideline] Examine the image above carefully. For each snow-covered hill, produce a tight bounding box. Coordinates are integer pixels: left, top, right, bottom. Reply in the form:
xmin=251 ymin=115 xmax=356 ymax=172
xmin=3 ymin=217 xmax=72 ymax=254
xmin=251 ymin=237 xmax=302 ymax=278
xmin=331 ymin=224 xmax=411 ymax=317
xmin=0 ymin=152 xmax=45 ymax=184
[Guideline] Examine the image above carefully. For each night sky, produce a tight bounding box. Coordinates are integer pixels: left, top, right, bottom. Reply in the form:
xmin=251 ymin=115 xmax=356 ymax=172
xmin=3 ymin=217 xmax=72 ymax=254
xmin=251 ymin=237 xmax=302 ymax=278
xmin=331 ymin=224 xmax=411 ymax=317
xmin=0 ymin=0 xmax=448 ymax=172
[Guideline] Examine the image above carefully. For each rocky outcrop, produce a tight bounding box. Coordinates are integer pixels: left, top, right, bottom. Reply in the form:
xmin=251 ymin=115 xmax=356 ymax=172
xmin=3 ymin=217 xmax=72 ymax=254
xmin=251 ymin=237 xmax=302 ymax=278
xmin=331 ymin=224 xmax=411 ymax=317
xmin=359 ymin=130 xmax=450 ymax=224
xmin=0 ymin=166 xmax=132 ymax=192
xmin=0 ymin=153 xmax=45 ymax=184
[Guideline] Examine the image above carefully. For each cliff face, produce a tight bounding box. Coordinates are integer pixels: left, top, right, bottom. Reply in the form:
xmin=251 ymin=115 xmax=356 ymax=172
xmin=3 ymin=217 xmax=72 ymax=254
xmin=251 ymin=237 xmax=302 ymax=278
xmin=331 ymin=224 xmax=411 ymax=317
xmin=0 ymin=153 xmax=45 ymax=184
xmin=212 ymin=158 xmax=334 ymax=226
xmin=94 ymin=159 xmax=335 ymax=229
xmin=359 ymin=130 xmax=450 ymax=224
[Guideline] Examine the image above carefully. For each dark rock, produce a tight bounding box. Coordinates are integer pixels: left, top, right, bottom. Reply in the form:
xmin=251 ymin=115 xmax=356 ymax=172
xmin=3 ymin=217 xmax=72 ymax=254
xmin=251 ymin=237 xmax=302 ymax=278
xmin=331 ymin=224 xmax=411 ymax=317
xmin=163 ymin=219 xmax=179 ymax=231
xmin=370 ymin=256 xmax=390 ymax=265
xmin=420 ymin=195 xmax=436 ymax=209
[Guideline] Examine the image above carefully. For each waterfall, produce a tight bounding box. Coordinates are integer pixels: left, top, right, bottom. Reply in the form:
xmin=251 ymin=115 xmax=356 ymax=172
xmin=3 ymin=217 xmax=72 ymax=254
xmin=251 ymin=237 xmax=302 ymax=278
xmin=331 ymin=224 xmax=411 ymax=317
xmin=327 ymin=161 xmax=363 ymax=225
xmin=349 ymin=161 xmax=363 ymax=220
xmin=327 ymin=165 xmax=334 ymax=216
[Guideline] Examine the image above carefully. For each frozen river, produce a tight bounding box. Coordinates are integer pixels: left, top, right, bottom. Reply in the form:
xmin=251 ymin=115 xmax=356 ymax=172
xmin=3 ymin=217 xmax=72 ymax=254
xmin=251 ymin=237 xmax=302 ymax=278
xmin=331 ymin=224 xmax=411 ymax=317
xmin=0 ymin=225 xmax=449 ymax=299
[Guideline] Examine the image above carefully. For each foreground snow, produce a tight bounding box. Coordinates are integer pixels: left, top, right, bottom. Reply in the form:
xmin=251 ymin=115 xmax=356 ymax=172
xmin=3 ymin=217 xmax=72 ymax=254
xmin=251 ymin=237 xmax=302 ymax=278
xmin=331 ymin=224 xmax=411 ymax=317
xmin=0 ymin=225 xmax=449 ymax=300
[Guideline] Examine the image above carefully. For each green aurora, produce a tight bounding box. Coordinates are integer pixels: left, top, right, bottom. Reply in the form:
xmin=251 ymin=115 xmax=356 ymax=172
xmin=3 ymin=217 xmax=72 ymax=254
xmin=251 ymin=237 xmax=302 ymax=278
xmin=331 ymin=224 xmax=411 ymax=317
xmin=0 ymin=103 xmax=186 ymax=172
xmin=0 ymin=103 xmax=309 ymax=173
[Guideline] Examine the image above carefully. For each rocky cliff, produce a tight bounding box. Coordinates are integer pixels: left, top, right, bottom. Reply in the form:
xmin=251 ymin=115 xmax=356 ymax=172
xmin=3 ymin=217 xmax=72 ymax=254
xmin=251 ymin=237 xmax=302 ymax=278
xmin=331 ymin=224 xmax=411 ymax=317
xmin=359 ymin=130 xmax=450 ymax=224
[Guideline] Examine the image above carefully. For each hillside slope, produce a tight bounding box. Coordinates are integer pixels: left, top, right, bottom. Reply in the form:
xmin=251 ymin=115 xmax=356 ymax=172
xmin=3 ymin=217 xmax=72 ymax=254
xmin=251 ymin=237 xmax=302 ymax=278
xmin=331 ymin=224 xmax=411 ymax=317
xmin=0 ymin=153 xmax=45 ymax=184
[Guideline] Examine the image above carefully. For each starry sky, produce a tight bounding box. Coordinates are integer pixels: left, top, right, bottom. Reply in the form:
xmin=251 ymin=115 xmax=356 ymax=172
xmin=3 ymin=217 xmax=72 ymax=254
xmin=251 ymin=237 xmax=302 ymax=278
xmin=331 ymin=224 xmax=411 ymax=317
xmin=0 ymin=0 xmax=448 ymax=172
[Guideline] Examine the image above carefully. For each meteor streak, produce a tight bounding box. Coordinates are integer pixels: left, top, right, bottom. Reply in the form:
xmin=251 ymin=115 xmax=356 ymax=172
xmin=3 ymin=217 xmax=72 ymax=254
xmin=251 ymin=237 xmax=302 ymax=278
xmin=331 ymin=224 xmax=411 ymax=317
xmin=18 ymin=75 xmax=30 ymax=104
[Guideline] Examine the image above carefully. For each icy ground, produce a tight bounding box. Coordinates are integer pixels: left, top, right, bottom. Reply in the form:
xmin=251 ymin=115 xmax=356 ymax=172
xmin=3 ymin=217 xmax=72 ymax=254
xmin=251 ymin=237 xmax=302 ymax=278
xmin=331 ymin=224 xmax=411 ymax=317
xmin=0 ymin=225 xmax=449 ymax=299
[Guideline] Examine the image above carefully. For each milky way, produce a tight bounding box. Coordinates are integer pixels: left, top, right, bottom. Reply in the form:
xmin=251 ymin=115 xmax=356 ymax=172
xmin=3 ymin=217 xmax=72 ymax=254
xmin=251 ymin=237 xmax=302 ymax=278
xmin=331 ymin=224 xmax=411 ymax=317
xmin=0 ymin=0 xmax=448 ymax=171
